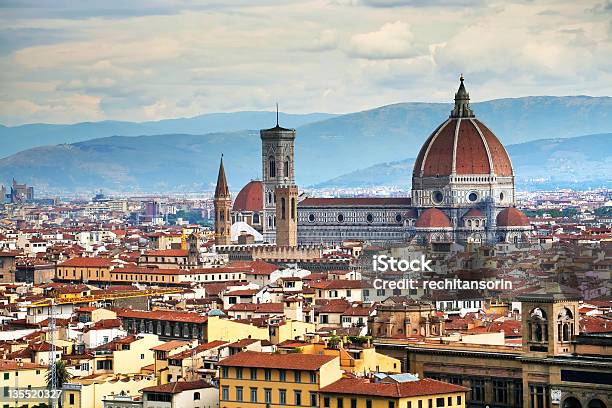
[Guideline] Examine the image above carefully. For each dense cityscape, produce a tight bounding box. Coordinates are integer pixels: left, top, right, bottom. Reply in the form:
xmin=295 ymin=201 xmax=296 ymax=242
xmin=0 ymin=79 xmax=610 ymax=408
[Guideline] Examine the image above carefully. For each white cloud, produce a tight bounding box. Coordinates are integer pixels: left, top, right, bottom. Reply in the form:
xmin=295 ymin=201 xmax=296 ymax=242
xmin=346 ymin=21 xmax=419 ymax=59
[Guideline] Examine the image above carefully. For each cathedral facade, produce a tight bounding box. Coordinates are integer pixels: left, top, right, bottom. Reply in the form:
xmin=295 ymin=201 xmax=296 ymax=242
xmin=220 ymin=77 xmax=531 ymax=247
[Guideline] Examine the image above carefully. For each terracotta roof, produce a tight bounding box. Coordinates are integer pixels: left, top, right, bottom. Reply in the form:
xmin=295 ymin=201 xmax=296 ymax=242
xmin=0 ymin=359 xmax=46 ymax=371
xmin=58 ymin=257 xmax=113 ymax=267
xmin=141 ymin=380 xmax=213 ymax=394
xmin=463 ymin=208 xmax=484 ymax=218
xmin=169 ymin=340 xmax=228 ymax=360
xmin=416 ymin=208 xmax=452 ymax=229
xmin=496 ymin=207 xmax=530 ymax=227
xmin=218 ymin=350 xmax=336 ymax=370
xmin=320 ymin=377 xmax=468 ymax=398
xmin=413 ymin=115 xmax=512 ymax=177
xmin=299 ymin=198 xmax=412 ymax=207
xmin=233 ymin=180 xmax=263 ymax=212
xmin=151 ymin=340 xmax=191 ymax=352
xmin=228 ymin=303 xmax=284 ymax=313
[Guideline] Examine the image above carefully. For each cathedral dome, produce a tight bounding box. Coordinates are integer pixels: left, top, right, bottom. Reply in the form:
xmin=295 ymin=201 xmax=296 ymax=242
xmin=496 ymin=207 xmax=530 ymax=227
xmin=233 ymin=180 xmax=263 ymax=212
xmin=413 ymin=76 xmax=513 ymax=178
xmin=415 ymin=208 xmax=452 ymax=229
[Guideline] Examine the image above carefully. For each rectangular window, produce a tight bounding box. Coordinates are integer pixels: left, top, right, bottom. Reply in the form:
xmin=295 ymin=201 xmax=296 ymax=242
xmin=351 ymin=398 xmax=357 ymax=408
xmin=324 ymin=397 xmax=330 ymax=408
xmin=436 ymin=397 xmax=444 ymax=407
xmin=389 ymin=401 xmax=395 ymax=408
xmin=3 ymin=373 xmax=8 ymax=380
xmin=471 ymin=378 xmax=485 ymax=402
xmin=236 ymin=367 xmax=243 ymax=379
xmin=367 ymin=400 xmax=372 ymax=408
xmin=448 ymin=396 xmax=452 ymax=406
xmin=265 ymin=389 xmax=272 ymax=404
xmin=69 ymin=393 xmax=75 ymax=405
xmin=457 ymin=395 xmax=462 ymax=405
xmin=310 ymin=371 xmax=317 ymax=383
xmin=265 ymin=368 xmax=272 ymax=381
xmin=295 ymin=371 xmax=302 ymax=383
xmin=295 ymin=390 xmax=302 ymax=406
xmin=236 ymin=387 xmax=244 ymax=402
xmin=250 ymin=388 xmax=258 ymax=403
xmin=280 ymin=389 xmax=287 ymax=405
xmin=221 ymin=366 xmax=229 ymax=378
xmin=493 ymin=380 xmax=509 ymax=404
xmin=251 ymin=368 xmax=257 ymax=380
xmin=337 ymin=397 xmax=344 ymax=408
xmin=279 ymin=369 xmax=286 ymax=381
xmin=221 ymin=386 xmax=229 ymax=401
xmin=310 ymin=392 xmax=318 ymax=407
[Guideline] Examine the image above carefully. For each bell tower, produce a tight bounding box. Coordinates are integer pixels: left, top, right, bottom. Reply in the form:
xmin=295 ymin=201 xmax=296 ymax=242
xmin=214 ymin=155 xmax=232 ymax=246
xmin=517 ymin=283 xmax=580 ymax=357
xmin=260 ymin=106 xmax=297 ymax=244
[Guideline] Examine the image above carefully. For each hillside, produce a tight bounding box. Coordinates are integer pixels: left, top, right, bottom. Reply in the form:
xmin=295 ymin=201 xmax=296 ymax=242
xmin=313 ymin=133 xmax=612 ymax=190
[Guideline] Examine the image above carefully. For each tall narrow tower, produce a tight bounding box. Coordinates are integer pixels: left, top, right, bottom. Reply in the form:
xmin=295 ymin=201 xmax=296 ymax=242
xmin=214 ymin=155 xmax=232 ymax=246
xmin=260 ymin=108 xmax=297 ymax=244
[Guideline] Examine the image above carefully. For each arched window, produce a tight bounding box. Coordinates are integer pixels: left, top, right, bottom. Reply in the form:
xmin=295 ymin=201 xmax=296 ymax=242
xmin=269 ymin=156 xmax=276 ymax=178
xmin=268 ymin=216 xmax=273 ymax=227
xmin=194 ymin=392 xmax=201 ymax=401
xmin=284 ymin=157 xmax=290 ymax=178
xmin=268 ymin=192 xmax=272 ymax=204
xmin=291 ymin=197 xmax=296 ymax=220
xmin=253 ymin=213 xmax=260 ymax=224
xmin=281 ymin=197 xmax=286 ymax=220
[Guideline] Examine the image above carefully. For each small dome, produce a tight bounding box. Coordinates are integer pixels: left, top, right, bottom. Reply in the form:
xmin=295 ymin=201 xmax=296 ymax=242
xmin=463 ymin=208 xmax=484 ymax=218
xmin=233 ymin=180 xmax=263 ymax=212
xmin=416 ymin=208 xmax=452 ymax=228
xmin=207 ymin=309 xmax=226 ymax=317
xmin=496 ymin=207 xmax=530 ymax=227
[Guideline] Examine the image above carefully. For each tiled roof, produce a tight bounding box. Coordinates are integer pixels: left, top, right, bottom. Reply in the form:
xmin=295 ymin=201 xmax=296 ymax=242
xmin=228 ymin=303 xmax=283 ymax=313
xmin=58 ymin=257 xmax=113 ymax=267
xmin=141 ymin=380 xmax=213 ymax=394
xmin=300 ymin=198 xmax=412 ymax=207
xmin=218 ymin=351 xmax=336 ymax=370
xmin=143 ymin=249 xmax=188 ymax=257
xmin=0 ymin=359 xmax=46 ymax=371
xmin=320 ymin=377 xmax=468 ymax=398
xmin=150 ymin=340 xmax=191 ymax=352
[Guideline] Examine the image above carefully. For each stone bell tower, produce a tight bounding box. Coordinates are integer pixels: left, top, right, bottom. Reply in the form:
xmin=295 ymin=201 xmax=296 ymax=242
xmin=214 ymin=155 xmax=232 ymax=246
xmin=260 ymin=106 xmax=297 ymax=244
xmin=517 ymin=283 xmax=580 ymax=357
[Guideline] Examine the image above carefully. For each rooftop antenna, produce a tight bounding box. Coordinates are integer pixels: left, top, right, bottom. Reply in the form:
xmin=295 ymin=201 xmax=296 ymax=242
xmin=276 ymin=102 xmax=279 ymax=127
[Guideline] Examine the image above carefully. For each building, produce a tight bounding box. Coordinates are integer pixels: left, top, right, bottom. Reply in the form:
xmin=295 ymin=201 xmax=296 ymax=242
xmin=62 ymin=374 xmax=155 ymax=408
xmin=0 ymin=359 xmax=47 ymax=407
xmin=9 ymin=178 xmax=34 ymax=203
xmin=374 ymin=286 xmax=612 ymax=408
xmin=218 ymin=351 xmax=342 ymax=408
xmin=214 ymin=156 xmax=232 ymax=246
xmin=0 ymin=250 xmax=18 ymax=283
xmin=141 ymin=380 xmax=219 ymax=408
xmin=319 ymin=376 xmax=468 ymax=408
xmin=228 ymin=76 xmax=532 ymax=247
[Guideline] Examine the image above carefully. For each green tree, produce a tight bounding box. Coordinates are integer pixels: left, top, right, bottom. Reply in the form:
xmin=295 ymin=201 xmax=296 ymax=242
xmin=46 ymin=360 xmax=73 ymax=407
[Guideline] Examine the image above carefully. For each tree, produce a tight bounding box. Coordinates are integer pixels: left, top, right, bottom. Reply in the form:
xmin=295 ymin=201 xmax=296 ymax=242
xmin=46 ymin=360 xmax=72 ymax=390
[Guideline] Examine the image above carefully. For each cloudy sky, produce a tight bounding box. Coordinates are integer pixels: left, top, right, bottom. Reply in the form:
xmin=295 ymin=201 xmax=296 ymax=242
xmin=0 ymin=0 xmax=611 ymax=125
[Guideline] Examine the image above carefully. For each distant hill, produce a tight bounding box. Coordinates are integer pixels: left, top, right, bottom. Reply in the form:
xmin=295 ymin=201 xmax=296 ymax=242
xmin=0 ymin=111 xmax=336 ymax=158
xmin=313 ymin=133 xmax=612 ymax=190
xmin=0 ymin=96 xmax=610 ymax=193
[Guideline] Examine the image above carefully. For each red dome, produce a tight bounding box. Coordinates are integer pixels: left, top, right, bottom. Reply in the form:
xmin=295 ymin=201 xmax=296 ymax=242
xmin=416 ymin=208 xmax=452 ymax=228
xmin=413 ymin=119 xmax=512 ymax=178
xmin=496 ymin=207 xmax=530 ymax=227
xmin=233 ymin=180 xmax=263 ymax=212
xmin=463 ymin=208 xmax=484 ymax=218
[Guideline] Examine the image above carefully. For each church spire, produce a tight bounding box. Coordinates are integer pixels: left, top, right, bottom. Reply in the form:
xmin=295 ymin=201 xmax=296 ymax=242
xmin=215 ymin=154 xmax=230 ymax=198
xmin=450 ymin=74 xmax=475 ymax=118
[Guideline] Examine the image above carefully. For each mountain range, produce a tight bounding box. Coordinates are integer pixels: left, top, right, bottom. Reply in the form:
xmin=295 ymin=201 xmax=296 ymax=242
xmin=0 ymin=96 xmax=610 ymax=193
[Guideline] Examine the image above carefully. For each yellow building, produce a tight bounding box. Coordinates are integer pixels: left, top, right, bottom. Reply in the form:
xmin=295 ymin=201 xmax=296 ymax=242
xmin=218 ymin=351 xmax=342 ymax=408
xmin=207 ymin=316 xmax=270 ymax=343
xmin=0 ymin=359 xmax=47 ymax=407
xmin=92 ymin=333 xmax=163 ymax=375
xmin=319 ymin=377 xmax=468 ymax=408
xmin=277 ymin=339 xmax=401 ymax=375
xmin=62 ymin=373 xmax=156 ymax=408
xmin=55 ymin=257 xmax=114 ymax=283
